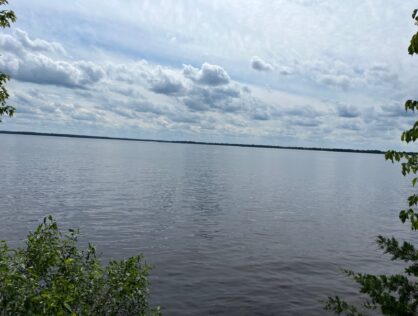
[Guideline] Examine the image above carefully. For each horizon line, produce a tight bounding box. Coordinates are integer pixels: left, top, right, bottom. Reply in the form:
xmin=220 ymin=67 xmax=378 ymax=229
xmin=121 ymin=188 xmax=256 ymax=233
xmin=0 ymin=130 xmax=386 ymax=155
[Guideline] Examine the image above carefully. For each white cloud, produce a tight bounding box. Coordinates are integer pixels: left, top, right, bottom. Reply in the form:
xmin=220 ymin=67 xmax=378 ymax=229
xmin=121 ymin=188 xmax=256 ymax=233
xmin=0 ymin=30 xmax=105 ymax=88
xmin=14 ymin=29 xmax=66 ymax=55
xmin=183 ymin=63 xmax=230 ymax=86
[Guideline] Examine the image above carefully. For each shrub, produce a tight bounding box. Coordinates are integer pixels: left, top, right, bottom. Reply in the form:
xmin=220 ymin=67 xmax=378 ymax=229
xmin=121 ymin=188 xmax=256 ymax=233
xmin=0 ymin=216 xmax=160 ymax=315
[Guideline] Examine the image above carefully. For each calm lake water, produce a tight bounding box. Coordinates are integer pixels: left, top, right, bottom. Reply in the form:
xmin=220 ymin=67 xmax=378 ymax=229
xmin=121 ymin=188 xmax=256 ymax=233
xmin=0 ymin=133 xmax=415 ymax=315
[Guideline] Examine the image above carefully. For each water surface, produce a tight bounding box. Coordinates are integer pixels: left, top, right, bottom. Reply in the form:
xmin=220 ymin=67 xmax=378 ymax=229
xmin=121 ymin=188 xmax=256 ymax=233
xmin=0 ymin=134 xmax=414 ymax=315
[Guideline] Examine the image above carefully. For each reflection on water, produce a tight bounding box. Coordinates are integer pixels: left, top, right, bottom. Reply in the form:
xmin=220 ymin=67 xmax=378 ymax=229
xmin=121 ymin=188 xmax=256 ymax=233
xmin=0 ymin=134 xmax=414 ymax=315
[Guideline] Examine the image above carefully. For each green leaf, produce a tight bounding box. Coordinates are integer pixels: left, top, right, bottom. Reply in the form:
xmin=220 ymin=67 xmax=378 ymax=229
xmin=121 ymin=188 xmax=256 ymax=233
xmin=0 ymin=216 xmax=156 ymax=315
xmin=63 ymin=302 xmax=72 ymax=313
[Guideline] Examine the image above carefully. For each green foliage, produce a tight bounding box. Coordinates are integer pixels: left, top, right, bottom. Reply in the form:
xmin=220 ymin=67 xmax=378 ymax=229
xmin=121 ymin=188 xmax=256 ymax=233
xmin=0 ymin=216 xmax=160 ymax=315
xmin=0 ymin=0 xmax=15 ymax=122
xmin=409 ymin=9 xmax=418 ymax=55
xmin=325 ymin=10 xmax=418 ymax=316
xmin=325 ymin=296 xmax=363 ymax=316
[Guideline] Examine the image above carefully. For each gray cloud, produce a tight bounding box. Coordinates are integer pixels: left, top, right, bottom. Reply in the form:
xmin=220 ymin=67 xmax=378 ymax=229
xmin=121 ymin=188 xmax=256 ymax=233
xmin=338 ymin=122 xmax=361 ymax=131
xmin=71 ymin=111 xmax=99 ymax=122
xmin=283 ymin=106 xmax=321 ymax=118
xmin=183 ymin=63 xmax=230 ymax=86
xmin=251 ymin=111 xmax=270 ymax=121
xmin=75 ymin=61 xmax=105 ymax=84
xmin=300 ymin=59 xmax=401 ymax=92
xmin=250 ymin=56 xmax=273 ymax=72
xmin=317 ymin=74 xmax=350 ymax=89
xmin=148 ymin=67 xmax=184 ymax=95
xmin=128 ymin=61 xmax=248 ymax=115
xmin=129 ymin=100 xmax=166 ymax=115
xmin=288 ymin=117 xmax=321 ymax=127
xmin=367 ymin=64 xmax=399 ymax=86
xmin=109 ymin=86 xmax=144 ymax=98
xmin=98 ymin=93 xmax=168 ymax=117
xmin=381 ymin=103 xmax=414 ymax=117
xmin=336 ymin=104 xmax=360 ymax=118
xmin=277 ymin=66 xmax=293 ymax=75
xmin=183 ymin=85 xmax=241 ymax=112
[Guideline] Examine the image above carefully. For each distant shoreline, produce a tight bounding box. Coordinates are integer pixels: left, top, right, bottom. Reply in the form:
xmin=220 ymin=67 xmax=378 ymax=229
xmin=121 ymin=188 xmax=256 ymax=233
xmin=0 ymin=130 xmax=386 ymax=154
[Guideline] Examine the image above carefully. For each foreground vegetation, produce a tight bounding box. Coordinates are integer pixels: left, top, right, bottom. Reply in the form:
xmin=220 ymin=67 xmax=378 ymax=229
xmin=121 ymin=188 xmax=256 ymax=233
xmin=0 ymin=216 xmax=160 ymax=315
xmin=325 ymin=9 xmax=418 ymax=316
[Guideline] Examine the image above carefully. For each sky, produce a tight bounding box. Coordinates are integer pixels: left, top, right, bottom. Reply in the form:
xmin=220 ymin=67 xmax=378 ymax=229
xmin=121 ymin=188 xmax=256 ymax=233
xmin=1 ymin=0 xmax=418 ymax=150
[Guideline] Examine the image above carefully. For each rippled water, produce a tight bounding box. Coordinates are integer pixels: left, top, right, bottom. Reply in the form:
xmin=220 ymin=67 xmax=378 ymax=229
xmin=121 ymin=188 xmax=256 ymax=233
xmin=0 ymin=134 xmax=415 ymax=315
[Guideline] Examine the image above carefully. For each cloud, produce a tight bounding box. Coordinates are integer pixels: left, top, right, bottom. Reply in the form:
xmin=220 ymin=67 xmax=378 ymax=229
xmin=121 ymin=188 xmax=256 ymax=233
xmin=290 ymin=118 xmax=321 ymax=127
xmin=148 ymin=66 xmax=185 ymax=95
xmin=0 ymin=30 xmax=105 ymax=88
xmin=2 ymin=20 xmax=413 ymax=149
xmin=0 ymin=29 xmax=66 ymax=56
xmin=282 ymin=106 xmax=322 ymax=118
xmin=317 ymin=74 xmax=350 ymax=90
xmin=183 ymin=63 xmax=230 ymax=86
xmin=251 ymin=110 xmax=271 ymax=121
xmin=336 ymin=104 xmax=361 ymax=118
xmin=182 ymin=85 xmax=241 ymax=112
xmin=299 ymin=59 xmax=401 ymax=92
xmin=71 ymin=111 xmax=99 ymax=122
xmin=0 ymin=54 xmax=105 ymax=88
xmin=14 ymin=29 xmax=66 ymax=55
xmin=366 ymin=64 xmax=399 ymax=87
xmin=127 ymin=61 xmax=247 ymax=114
xmin=277 ymin=66 xmax=293 ymax=75
xmin=108 ymin=86 xmax=143 ymax=98
xmin=250 ymin=56 xmax=274 ymax=72
xmin=75 ymin=61 xmax=106 ymax=84
xmin=381 ymin=102 xmax=414 ymax=117
xmin=338 ymin=122 xmax=361 ymax=131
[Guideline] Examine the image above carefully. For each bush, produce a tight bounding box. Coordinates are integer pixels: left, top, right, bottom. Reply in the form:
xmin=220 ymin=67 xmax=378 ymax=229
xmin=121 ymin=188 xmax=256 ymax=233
xmin=0 ymin=216 xmax=160 ymax=315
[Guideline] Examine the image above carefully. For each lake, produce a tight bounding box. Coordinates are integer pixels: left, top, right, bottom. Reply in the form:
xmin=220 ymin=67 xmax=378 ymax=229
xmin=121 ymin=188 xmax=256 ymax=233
xmin=0 ymin=133 xmax=415 ymax=315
